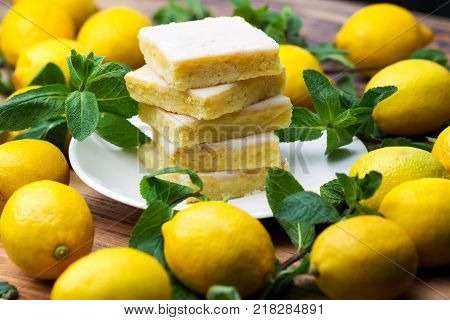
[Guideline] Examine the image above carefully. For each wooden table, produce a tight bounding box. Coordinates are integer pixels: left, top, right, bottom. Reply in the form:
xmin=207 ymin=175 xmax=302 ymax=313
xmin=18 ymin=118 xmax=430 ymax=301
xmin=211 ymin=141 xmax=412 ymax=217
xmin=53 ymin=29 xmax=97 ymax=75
xmin=0 ymin=0 xmax=449 ymax=300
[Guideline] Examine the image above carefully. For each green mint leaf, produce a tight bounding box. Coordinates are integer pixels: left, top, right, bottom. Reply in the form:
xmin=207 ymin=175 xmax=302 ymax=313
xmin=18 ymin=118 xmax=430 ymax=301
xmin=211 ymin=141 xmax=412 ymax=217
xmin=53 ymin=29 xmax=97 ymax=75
xmin=170 ymin=272 xmax=200 ymax=300
xmin=30 ymin=63 xmax=66 ymax=86
xmin=0 ymin=282 xmax=18 ymax=300
xmin=14 ymin=117 xmax=68 ymax=151
xmin=336 ymin=75 xmax=356 ymax=96
xmin=308 ymin=43 xmax=353 ymax=67
xmin=356 ymin=171 xmax=382 ymax=200
xmin=66 ymin=51 xmax=98 ymax=90
xmin=0 ymin=85 xmax=69 ymax=131
xmin=65 ymin=90 xmax=99 ymax=141
xmin=336 ymin=171 xmax=382 ymax=205
xmin=303 ymin=69 xmax=341 ymax=123
xmin=95 ymin=113 xmax=146 ymax=148
xmin=186 ymin=0 xmax=210 ymax=19
xmin=380 ymin=137 xmax=432 ymax=152
xmin=320 ymin=179 xmax=345 ymax=209
xmin=279 ymin=191 xmax=340 ymax=225
xmin=357 ymin=86 xmax=397 ymax=109
xmin=206 ymin=285 xmax=241 ymax=300
xmin=333 ymin=107 xmax=373 ymax=129
xmin=263 ymin=253 xmax=310 ymax=299
xmin=153 ymin=0 xmax=210 ymax=25
xmin=140 ymin=167 xmax=204 ymax=207
xmin=325 ymin=127 xmax=353 ymax=155
xmin=230 ymin=0 xmax=251 ymax=6
xmin=282 ymin=5 xmax=302 ymax=36
xmin=86 ymin=61 xmax=129 ymax=85
xmin=129 ymin=200 xmax=172 ymax=266
xmin=410 ymin=48 xmax=448 ymax=67
xmin=275 ymin=108 xmax=325 ymax=142
xmin=265 ymin=167 xmax=314 ymax=250
xmin=86 ymin=75 xmax=138 ymax=118
xmin=336 ymin=173 xmax=359 ymax=204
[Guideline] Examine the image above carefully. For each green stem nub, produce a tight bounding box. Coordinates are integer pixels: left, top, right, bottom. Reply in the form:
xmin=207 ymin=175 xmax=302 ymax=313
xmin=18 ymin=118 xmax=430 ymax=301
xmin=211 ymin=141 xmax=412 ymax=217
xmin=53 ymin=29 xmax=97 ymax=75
xmin=53 ymin=245 xmax=70 ymax=260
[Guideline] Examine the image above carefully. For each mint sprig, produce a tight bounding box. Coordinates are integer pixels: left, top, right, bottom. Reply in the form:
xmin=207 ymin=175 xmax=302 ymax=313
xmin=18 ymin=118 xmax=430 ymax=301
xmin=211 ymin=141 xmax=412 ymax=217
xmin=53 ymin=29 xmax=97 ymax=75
xmin=0 ymin=50 xmax=142 ymax=149
xmin=153 ymin=0 xmax=210 ymax=25
xmin=410 ymin=48 xmax=449 ymax=68
xmin=276 ymin=70 xmax=397 ymax=155
xmin=0 ymin=282 xmax=18 ymax=300
xmin=207 ymin=285 xmax=241 ymax=300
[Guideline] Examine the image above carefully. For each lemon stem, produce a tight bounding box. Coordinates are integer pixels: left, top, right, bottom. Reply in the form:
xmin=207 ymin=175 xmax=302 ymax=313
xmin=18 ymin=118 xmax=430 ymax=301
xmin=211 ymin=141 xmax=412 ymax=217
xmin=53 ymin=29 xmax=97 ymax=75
xmin=53 ymin=245 xmax=70 ymax=260
xmin=280 ymin=248 xmax=310 ymax=270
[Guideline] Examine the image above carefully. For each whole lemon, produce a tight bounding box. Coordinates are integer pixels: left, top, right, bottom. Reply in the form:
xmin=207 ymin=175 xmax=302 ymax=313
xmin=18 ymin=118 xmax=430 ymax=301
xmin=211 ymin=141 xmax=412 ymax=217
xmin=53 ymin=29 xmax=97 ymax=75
xmin=380 ymin=178 xmax=450 ymax=267
xmin=13 ymin=0 xmax=97 ymax=29
xmin=367 ymin=59 xmax=450 ymax=136
xmin=51 ymin=247 xmax=172 ymax=300
xmin=279 ymin=45 xmax=324 ymax=109
xmin=310 ymin=215 xmax=418 ymax=299
xmin=349 ymin=147 xmax=446 ymax=209
xmin=1 ymin=0 xmax=75 ymax=66
xmin=13 ymin=39 xmax=86 ymax=89
xmin=1 ymin=180 xmax=94 ymax=279
xmin=162 ymin=201 xmax=275 ymax=297
xmin=0 ymin=86 xmax=41 ymax=143
xmin=77 ymin=7 xmax=151 ymax=68
xmin=335 ymin=4 xmax=433 ymax=75
xmin=0 ymin=139 xmax=69 ymax=213
xmin=432 ymin=127 xmax=450 ymax=173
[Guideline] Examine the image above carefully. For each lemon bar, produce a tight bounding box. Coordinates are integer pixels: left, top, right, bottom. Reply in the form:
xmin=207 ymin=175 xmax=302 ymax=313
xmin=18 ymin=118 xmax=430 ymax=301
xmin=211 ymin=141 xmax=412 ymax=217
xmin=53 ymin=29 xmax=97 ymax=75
xmin=139 ymin=95 xmax=292 ymax=148
xmin=141 ymin=132 xmax=281 ymax=172
xmin=125 ymin=66 xmax=286 ymax=120
xmin=139 ymin=144 xmax=288 ymax=201
xmin=138 ymin=17 xmax=283 ymax=90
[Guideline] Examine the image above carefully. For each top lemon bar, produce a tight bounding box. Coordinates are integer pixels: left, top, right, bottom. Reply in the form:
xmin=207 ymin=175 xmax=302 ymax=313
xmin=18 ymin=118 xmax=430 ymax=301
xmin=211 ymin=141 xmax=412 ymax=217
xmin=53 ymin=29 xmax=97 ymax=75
xmin=138 ymin=17 xmax=283 ymax=90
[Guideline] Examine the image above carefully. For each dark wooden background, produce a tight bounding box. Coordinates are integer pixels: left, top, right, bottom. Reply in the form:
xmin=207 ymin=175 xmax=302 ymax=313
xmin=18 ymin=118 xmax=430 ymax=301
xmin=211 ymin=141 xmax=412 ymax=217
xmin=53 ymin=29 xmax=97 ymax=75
xmin=0 ymin=0 xmax=449 ymax=300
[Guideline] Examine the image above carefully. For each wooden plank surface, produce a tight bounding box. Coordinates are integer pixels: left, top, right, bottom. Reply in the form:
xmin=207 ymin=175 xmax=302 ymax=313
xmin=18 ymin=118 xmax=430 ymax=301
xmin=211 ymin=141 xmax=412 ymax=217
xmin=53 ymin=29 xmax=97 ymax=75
xmin=0 ymin=0 xmax=449 ymax=300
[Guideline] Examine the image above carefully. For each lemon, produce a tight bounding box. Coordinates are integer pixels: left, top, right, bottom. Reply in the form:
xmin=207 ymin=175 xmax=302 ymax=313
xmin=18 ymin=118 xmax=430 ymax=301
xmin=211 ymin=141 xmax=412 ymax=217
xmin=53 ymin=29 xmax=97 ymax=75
xmin=335 ymin=4 xmax=433 ymax=76
xmin=13 ymin=0 xmax=97 ymax=29
xmin=77 ymin=7 xmax=151 ymax=68
xmin=432 ymin=127 xmax=450 ymax=173
xmin=162 ymin=201 xmax=275 ymax=297
xmin=310 ymin=215 xmax=418 ymax=299
xmin=380 ymin=178 xmax=450 ymax=267
xmin=279 ymin=45 xmax=324 ymax=109
xmin=51 ymin=247 xmax=172 ymax=300
xmin=13 ymin=39 xmax=86 ymax=89
xmin=1 ymin=180 xmax=93 ymax=279
xmin=349 ymin=147 xmax=446 ymax=209
xmin=0 ymin=139 xmax=69 ymax=214
xmin=1 ymin=0 xmax=75 ymax=66
xmin=367 ymin=59 xmax=450 ymax=136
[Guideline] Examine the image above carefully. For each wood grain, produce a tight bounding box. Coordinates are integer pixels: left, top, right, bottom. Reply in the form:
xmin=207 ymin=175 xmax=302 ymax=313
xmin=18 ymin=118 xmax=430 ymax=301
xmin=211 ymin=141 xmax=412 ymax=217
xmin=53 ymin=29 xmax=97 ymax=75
xmin=0 ymin=0 xmax=449 ymax=300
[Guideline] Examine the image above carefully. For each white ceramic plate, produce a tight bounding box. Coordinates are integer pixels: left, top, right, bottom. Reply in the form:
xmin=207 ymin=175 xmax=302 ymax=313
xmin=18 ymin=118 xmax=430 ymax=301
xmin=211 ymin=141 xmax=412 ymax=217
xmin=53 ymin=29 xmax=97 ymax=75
xmin=69 ymin=120 xmax=367 ymax=219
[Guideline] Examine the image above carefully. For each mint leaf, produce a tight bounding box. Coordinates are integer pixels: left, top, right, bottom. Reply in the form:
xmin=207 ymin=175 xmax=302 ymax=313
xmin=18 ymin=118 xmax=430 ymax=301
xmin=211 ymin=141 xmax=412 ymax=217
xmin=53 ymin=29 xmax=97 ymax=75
xmin=320 ymin=179 xmax=345 ymax=209
xmin=325 ymin=127 xmax=353 ymax=155
xmin=336 ymin=75 xmax=356 ymax=96
xmin=265 ymin=168 xmax=314 ymax=250
xmin=140 ymin=167 xmax=204 ymax=207
xmin=308 ymin=43 xmax=353 ymax=67
xmin=380 ymin=137 xmax=432 ymax=152
xmin=206 ymin=285 xmax=241 ymax=300
xmin=0 ymin=85 xmax=69 ymax=131
xmin=357 ymin=86 xmax=397 ymax=109
xmin=95 ymin=113 xmax=146 ymax=148
xmin=410 ymin=48 xmax=448 ymax=67
xmin=303 ymin=70 xmax=341 ymax=123
xmin=129 ymin=200 xmax=172 ymax=266
xmin=65 ymin=90 xmax=99 ymax=141
xmin=279 ymin=191 xmax=340 ymax=225
xmin=336 ymin=171 xmax=382 ymax=206
xmin=153 ymin=0 xmax=210 ymax=25
xmin=86 ymin=61 xmax=128 ymax=84
xmin=30 ymin=63 xmax=66 ymax=86
xmin=170 ymin=272 xmax=200 ymax=300
xmin=66 ymin=51 xmax=99 ymax=90
xmin=275 ymin=108 xmax=324 ymax=142
xmin=0 ymin=282 xmax=18 ymax=300
xmin=14 ymin=117 xmax=68 ymax=151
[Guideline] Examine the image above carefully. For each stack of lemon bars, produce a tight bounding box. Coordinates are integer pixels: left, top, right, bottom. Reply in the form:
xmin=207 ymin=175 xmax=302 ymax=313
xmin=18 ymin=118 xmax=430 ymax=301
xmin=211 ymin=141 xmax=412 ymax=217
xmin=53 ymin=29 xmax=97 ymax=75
xmin=125 ymin=17 xmax=293 ymax=201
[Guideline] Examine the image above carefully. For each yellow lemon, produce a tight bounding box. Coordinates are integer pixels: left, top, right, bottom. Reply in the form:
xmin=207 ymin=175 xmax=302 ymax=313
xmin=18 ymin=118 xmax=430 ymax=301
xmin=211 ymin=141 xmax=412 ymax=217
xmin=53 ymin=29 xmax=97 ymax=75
xmin=335 ymin=4 xmax=433 ymax=76
xmin=349 ymin=147 xmax=446 ymax=210
xmin=279 ymin=45 xmax=324 ymax=109
xmin=1 ymin=0 xmax=75 ymax=66
xmin=13 ymin=0 xmax=97 ymax=29
xmin=77 ymin=7 xmax=151 ymax=68
xmin=13 ymin=39 xmax=86 ymax=89
xmin=432 ymin=127 xmax=450 ymax=173
xmin=380 ymin=178 xmax=450 ymax=267
xmin=51 ymin=247 xmax=172 ymax=300
xmin=367 ymin=59 xmax=450 ymax=136
xmin=1 ymin=180 xmax=93 ymax=279
xmin=310 ymin=215 xmax=418 ymax=299
xmin=0 ymin=139 xmax=70 ymax=213
xmin=162 ymin=201 xmax=275 ymax=297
